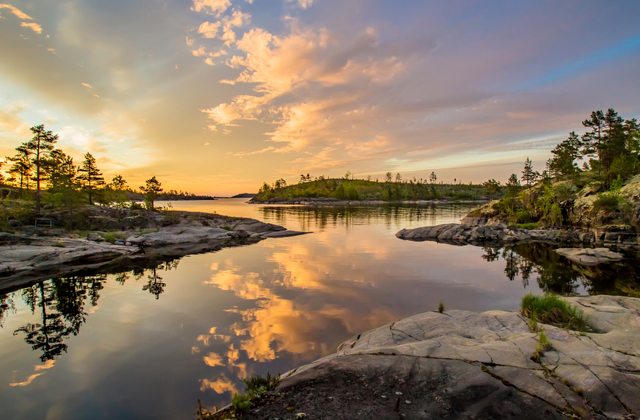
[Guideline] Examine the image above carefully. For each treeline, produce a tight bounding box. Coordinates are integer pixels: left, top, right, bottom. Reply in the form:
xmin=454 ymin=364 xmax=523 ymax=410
xmin=1 ymin=124 xmax=210 ymax=211
xmin=479 ymin=108 xmax=639 ymax=227
xmin=254 ymin=172 xmax=500 ymax=202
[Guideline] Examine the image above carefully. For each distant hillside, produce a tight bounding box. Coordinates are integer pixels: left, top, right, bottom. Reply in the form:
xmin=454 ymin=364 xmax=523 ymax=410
xmin=231 ymin=193 xmax=256 ymax=198
xmin=252 ymin=178 xmax=503 ymax=202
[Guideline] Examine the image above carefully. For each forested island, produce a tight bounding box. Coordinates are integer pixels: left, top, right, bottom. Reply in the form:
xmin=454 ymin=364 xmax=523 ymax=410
xmin=251 ymin=173 xmax=504 ymax=204
xmin=397 ymin=109 xmax=640 ymax=248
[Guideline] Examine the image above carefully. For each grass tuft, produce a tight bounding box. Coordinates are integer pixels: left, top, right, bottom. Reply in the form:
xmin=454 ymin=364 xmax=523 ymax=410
xmin=521 ymin=293 xmax=591 ymax=332
xmin=243 ymin=372 xmax=280 ymax=398
xmin=438 ymin=301 xmax=445 ymax=313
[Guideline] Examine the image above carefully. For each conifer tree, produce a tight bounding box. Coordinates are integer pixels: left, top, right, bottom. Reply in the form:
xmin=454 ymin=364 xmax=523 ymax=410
xmin=7 ymin=144 xmax=33 ymax=196
xmin=26 ymin=125 xmax=58 ymax=210
xmin=521 ymin=157 xmax=539 ymax=187
xmin=77 ymin=152 xmax=105 ymax=204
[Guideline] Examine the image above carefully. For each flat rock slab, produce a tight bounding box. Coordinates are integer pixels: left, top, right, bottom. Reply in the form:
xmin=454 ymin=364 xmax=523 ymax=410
xmin=556 ymin=248 xmax=624 ymax=265
xmin=242 ymin=295 xmax=640 ymax=419
xmin=261 ymin=230 xmax=310 ymax=238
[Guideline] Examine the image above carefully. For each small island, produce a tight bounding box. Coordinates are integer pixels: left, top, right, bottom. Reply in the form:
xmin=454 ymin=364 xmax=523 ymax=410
xmin=250 ymin=172 xmax=502 ymax=205
xmin=397 ymin=109 xmax=640 ymax=252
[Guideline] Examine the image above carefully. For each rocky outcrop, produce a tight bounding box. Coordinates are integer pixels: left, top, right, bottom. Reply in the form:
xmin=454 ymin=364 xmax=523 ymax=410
xmin=0 ymin=214 xmax=308 ymax=292
xmin=239 ymin=296 xmax=640 ymax=420
xmin=396 ymin=221 xmax=640 ymax=250
xmin=556 ymin=248 xmax=624 ymax=265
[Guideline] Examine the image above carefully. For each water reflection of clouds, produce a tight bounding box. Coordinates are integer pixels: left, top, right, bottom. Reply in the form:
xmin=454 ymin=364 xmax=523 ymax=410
xmin=197 ymin=232 xmax=404 ymax=400
xmin=9 ymin=360 xmax=55 ymax=387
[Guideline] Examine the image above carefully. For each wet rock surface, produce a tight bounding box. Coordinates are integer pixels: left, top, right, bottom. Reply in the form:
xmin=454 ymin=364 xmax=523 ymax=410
xmin=240 ymin=296 xmax=640 ymax=419
xmin=396 ymin=221 xmax=640 ymax=252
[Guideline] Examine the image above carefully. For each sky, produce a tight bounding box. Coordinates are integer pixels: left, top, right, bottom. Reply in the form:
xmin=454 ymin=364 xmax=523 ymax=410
xmin=1 ymin=0 xmax=639 ymax=196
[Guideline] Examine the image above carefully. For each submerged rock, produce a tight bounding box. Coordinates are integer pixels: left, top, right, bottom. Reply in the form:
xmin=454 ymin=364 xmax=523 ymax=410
xmin=556 ymin=248 xmax=624 ymax=265
xmin=241 ymin=295 xmax=640 ymax=420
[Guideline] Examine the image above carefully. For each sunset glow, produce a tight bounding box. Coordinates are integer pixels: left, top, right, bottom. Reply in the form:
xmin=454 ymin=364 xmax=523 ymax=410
xmin=1 ymin=0 xmax=639 ymax=195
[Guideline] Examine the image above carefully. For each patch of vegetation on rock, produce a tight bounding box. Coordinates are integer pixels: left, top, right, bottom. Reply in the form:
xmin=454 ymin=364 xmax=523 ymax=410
xmin=521 ymin=293 xmax=591 ymax=332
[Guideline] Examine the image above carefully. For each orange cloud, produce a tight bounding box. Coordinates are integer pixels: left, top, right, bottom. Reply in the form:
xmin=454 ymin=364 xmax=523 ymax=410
xmin=191 ymin=0 xmax=230 ymax=17
xmin=0 ymin=4 xmax=33 ymax=19
xmin=20 ymin=21 xmax=42 ymax=34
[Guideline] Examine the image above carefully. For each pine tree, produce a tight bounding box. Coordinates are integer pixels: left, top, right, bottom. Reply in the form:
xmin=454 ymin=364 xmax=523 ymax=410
xmin=548 ymin=132 xmax=582 ymax=177
xmin=140 ymin=176 xmax=163 ymax=209
xmin=26 ymin=125 xmax=58 ymax=211
xmin=521 ymin=157 xmax=539 ymax=187
xmin=77 ymin=152 xmax=105 ymax=205
xmin=7 ymin=144 xmax=33 ymax=196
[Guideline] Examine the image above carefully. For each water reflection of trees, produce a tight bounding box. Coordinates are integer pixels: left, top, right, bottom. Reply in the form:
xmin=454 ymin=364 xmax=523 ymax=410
xmin=259 ymin=204 xmax=475 ymax=232
xmin=2 ymin=258 xmax=181 ymax=361
xmin=484 ymin=243 xmax=640 ymax=296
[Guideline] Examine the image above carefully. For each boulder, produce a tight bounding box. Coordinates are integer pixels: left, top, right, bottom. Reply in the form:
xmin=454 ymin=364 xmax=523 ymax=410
xmin=556 ymin=247 xmax=624 ymax=265
xmin=242 ymin=295 xmax=640 ymax=420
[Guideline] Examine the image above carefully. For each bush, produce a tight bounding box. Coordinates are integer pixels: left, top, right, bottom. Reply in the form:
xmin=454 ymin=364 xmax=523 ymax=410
xmin=592 ymin=193 xmax=619 ymax=214
xmin=516 ymin=209 xmax=532 ymax=223
xmin=243 ymin=372 xmax=280 ymax=398
xmin=231 ymin=394 xmax=252 ymax=414
xmin=521 ymin=293 xmax=590 ymax=332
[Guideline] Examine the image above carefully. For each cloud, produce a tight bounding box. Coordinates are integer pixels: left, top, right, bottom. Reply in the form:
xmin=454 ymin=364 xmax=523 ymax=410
xmin=47 ymin=47 xmax=56 ymax=53
xmin=197 ymin=21 xmax=220 ymax=38
xmin=0 ymin=4 xmax=33 ymax=19
xmin=202 ymin=26 xmax=407 ymax=155
xmin=192 ymin=46 xmax=207 ymax=56
xmin=286 ymin=0 xmax=314 ymax=8
xmin=191 ymin=0 xmax=231 ymax=17
xmin=204 ymin=57 xmax=215 ymax=66
xmin=20 ymin=21 xmax=42 ymax=34
xmin=81 ymin=82 xmax=92 ymax=88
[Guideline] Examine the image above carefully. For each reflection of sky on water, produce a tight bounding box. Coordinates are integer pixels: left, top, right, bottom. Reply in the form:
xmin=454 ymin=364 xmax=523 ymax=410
xmin=1 ymin=199 xmax=638 ymax=419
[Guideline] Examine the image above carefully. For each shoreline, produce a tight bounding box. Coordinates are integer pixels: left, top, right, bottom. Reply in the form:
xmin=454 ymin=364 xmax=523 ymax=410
xmin=211 ymin=295 xmax=640 ymax=419
xmin=0 ymin=209 xmax=307 ymax=293
xmin=396 ymin=217 xmax=640 ymax=252
xmin=248 ymin=198 xmax=489 ymax=206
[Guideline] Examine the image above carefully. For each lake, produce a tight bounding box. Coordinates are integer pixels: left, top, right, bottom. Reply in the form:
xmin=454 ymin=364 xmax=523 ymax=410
xmin=1 ymin=199 xmax=638 ymax=419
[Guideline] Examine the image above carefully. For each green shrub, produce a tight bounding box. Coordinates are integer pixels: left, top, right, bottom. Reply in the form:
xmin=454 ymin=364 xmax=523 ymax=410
xmin=521 ymin=293 xmax=590 ymax=332
xmin=516 ymin=209 xmax=532 ymax=223
xmin=592 ymin=193 xmax=619 ymax=214
xmin=231 ymin=394 xmax=252 ymax=414
xmin=243 ymin=372 xmax=280 ymax=398
xmin=438 ymin=301 xmax=445 ymax=313
xmin=222 ymin=225 xmax=233 ymax=231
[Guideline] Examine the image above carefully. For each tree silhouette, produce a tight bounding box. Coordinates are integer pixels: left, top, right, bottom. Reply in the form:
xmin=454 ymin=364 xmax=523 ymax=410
xmin=77 ymin=152 xmax=105 ymax=204
xmin=142 ymin=267 xmax=166 ymax=299
xmin=140 ymin=176 xmax=163 ymax=209
xmin=13 ymin=282 xmax=70 ymax=361
xmin=26 ymin=125 xmax=58 ymax=211
xmin=6 ymin=143 xmax=33 ymax=196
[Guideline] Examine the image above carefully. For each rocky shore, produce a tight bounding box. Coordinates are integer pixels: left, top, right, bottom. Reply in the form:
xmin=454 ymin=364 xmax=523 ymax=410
xmin=396 ymin=217 xmax=640 ymax=250
xmin=0 ymin=210 xmax=306 ymax=292
xmin=233 ymin=295 xmax=640 ymax=419
xmin=249 ymin=197 xmax=488 ymax=206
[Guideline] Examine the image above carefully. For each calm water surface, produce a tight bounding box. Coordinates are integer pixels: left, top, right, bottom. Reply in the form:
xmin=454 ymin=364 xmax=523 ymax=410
xmin=1 ymin=199 xmax=638 ymax=419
